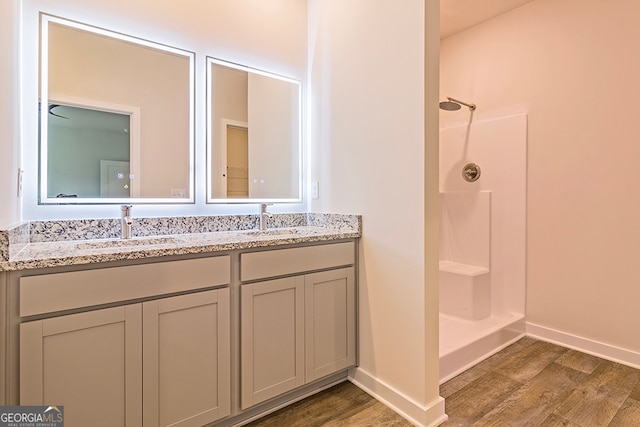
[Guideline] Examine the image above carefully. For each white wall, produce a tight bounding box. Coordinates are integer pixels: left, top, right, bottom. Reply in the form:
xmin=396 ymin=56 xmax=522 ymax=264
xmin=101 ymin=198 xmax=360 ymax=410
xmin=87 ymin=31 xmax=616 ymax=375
xmin=308 ymin=1 xmax=444 ymax=425
xmin=248 ymin=73 xmax=300 ymax=199
xmin=210 ymin=64 xmax=248 ymax=199
xmin=441 ymin=0 xmax=640 ymax=361
xmin=0 ymin=0 xmax=22 ymax=228
xmin=440 ymin=114 xmax=527 ymax=318
xmin=15 ymin=0 xmax=307 ymax=220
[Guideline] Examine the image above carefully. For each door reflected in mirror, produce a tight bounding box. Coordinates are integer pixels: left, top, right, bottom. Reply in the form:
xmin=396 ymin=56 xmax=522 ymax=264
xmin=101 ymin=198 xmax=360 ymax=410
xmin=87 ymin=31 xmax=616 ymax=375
xmin=226 ymin=124 xmax=249 ymax=198
xmin=207 ymin=58 xmax=302 ymax=203
xmin=39 ymin=14 xmax=195 ymax=204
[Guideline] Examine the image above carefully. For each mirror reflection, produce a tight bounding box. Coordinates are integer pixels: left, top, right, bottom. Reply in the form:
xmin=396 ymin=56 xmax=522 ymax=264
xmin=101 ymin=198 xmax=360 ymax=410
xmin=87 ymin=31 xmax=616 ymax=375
xmin=207 ymin=58 xmax=302 ymax=203
xmin=40 ymin=14 xmax=194 ymax=204
xmin=46 ymin=104 xmax=136 ymax=198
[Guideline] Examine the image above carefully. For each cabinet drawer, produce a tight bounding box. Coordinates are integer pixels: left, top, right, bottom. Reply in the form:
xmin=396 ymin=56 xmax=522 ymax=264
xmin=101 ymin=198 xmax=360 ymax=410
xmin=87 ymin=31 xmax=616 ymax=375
xmin=240 ymin=242 xmax=354 ymax=282
xmin=20 ymin=256 xmax=230 ymax=317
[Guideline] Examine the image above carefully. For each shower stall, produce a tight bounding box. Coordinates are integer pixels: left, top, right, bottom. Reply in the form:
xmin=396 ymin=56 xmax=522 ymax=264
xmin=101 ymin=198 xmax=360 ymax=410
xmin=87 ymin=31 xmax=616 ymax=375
xmin=438 ymin=106 xmax=527 ymax=383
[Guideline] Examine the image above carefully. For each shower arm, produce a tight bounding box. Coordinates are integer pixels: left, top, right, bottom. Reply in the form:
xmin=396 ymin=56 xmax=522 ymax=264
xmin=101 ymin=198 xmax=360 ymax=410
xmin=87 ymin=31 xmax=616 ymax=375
xmin=448 ymin=97 xmax=476 ymax=111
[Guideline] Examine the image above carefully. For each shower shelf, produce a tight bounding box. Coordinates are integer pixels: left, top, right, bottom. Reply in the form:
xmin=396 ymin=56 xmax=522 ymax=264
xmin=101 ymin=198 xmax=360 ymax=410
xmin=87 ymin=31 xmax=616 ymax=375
xmin=439 ymin=260 xmax=488 ymax=276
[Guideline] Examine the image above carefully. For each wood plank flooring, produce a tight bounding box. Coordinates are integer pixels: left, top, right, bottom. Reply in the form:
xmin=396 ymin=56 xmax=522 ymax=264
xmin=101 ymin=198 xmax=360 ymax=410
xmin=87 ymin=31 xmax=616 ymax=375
xmin=244 ymin=380 xmax=412 ymax=427
xmin=441 ymin=337 xmax=640 ymax=426
xmin=245 ymin=337 xmax=640 ymax=426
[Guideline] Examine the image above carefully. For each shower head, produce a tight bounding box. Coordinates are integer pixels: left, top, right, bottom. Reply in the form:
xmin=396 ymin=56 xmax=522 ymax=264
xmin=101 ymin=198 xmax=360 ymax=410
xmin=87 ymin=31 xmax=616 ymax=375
xmin=439 ymin=100 xmax=462 ymax=111
xmin=439 ymin=97 xmax=476 ymax=111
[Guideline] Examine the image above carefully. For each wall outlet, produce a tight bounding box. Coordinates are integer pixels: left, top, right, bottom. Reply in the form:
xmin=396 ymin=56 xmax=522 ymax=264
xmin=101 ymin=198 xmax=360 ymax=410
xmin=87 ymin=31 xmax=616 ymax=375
xmin=311 ymin=181 xmax=319 ymax=199
xmin=17 ymin=168 xmax=23 ymax=198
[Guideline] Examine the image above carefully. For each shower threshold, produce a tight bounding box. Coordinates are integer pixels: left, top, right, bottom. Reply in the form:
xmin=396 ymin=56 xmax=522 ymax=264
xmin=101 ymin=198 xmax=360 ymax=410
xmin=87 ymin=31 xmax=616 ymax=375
xmin=439 ymin=312 xmax=525 ymax=384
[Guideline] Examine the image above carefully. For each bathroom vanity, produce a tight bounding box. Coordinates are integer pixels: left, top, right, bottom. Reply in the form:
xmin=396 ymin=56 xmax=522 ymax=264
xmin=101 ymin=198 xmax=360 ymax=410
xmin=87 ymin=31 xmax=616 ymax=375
xmin=0 ymin=213 xmax=360 ymax=427
xmin=3 ymin=5 xmax=359 ymax=425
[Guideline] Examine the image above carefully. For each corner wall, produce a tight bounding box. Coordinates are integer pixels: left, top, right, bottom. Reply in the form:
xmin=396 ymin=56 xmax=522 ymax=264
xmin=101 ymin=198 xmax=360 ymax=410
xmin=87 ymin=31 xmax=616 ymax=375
xmin=441 ymin=0 xmax=640 ymax=363
xmin=308 ymin=1 xmax=445 ymax=425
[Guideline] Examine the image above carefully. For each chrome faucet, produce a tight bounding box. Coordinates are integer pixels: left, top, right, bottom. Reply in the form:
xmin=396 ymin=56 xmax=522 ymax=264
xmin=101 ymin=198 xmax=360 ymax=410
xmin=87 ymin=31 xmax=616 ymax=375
xmin=259 ymin=203 xmax=273 ymax=230
xmin=121 ymin=205 xmax=133 ymax=239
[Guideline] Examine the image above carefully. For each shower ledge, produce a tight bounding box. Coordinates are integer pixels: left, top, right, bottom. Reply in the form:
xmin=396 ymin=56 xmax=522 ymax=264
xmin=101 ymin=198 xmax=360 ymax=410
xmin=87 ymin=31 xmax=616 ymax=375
xmin=439 ymin=260 xmax=489 ymax=275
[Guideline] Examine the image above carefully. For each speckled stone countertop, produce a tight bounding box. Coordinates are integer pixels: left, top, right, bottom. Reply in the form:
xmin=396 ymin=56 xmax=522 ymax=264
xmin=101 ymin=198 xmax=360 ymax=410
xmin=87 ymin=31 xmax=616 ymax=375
xmin=0 ymin=213 xmax=361 ymax=272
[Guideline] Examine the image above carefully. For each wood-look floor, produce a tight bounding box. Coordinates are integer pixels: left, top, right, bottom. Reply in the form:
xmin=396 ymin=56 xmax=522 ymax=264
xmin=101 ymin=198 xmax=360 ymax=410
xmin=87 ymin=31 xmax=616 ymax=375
xmin=441 ymin=337 xmax=640 ymax=426
xmin=243 ymin=380 xmax=411 ymax=427
xmin=245 ymin=337 xmax=640 ymax=426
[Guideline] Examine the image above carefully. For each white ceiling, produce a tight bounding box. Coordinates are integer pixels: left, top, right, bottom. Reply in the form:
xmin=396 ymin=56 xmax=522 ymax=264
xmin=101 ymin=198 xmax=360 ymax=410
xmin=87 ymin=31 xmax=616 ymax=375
xmin=440 ymin=0 xmax=536 ymax=38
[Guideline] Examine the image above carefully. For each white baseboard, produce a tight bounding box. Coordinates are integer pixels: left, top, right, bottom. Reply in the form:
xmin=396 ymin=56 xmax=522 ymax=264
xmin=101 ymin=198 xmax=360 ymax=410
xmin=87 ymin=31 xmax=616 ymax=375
xmin=347 ymin=323 xmax=640 ymax=427
xmin=526 ymin=322 xmax=640 ymax=369
xmin=349 ymin=367 xmax=448 ymax=427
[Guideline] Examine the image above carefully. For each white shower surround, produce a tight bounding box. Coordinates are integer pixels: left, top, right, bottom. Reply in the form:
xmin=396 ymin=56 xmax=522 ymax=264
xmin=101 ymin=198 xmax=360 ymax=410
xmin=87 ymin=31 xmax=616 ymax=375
xmin=439 ymin=113 xmax=527 ymax=382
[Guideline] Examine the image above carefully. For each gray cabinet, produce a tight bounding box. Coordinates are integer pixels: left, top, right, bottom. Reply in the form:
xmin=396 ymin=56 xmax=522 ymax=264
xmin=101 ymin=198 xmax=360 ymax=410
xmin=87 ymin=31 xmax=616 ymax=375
xmin=240 ymin=277 xmax=305 ymax=409
xmin=239 ymin=242 xmax=356 ymax=409
xmin=142 ymin=290 xmax=230 ymax=427
xmin=19 ymin=257 xmax=231 ymax=427
xmin=12 ymin=240 xmax=358 ymax=425
xmin=20 ymin=304 xmax=143 ymax=427
xmin=21 ymin=288 xmax=230 ymax=427
xmin=305 ymin=268 xmax=356 ymax=382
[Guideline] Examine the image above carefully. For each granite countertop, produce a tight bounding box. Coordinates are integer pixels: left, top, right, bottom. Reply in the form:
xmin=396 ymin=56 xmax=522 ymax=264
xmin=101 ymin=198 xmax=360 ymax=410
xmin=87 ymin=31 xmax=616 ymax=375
xmin=0 ymin=213 xmax=361 ymax=271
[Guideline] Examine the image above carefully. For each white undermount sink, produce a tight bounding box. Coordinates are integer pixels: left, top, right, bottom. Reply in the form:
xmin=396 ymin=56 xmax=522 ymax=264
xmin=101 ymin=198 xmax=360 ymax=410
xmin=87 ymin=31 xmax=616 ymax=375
xmin=75 ymin=236 xmax=183 ymax=250
xmin=243 ymin=228 xmax=301 ymax=237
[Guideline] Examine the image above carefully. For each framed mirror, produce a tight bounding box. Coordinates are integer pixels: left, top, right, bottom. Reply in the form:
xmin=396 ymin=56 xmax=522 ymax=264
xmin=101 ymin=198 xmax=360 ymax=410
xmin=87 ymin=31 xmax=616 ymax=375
xmin=39 ymin=14 xmax=195 ymax=204
xmin=207 ymin=57 xmax=302 ymax=203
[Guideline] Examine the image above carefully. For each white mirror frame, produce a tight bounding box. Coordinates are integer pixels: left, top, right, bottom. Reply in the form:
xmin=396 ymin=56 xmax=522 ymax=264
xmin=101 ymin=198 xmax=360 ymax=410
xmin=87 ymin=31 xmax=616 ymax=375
xmin=206 ymin=57 xmax=303 ymax=204
xmin=39 ymin=14 xmax=195 ymax=205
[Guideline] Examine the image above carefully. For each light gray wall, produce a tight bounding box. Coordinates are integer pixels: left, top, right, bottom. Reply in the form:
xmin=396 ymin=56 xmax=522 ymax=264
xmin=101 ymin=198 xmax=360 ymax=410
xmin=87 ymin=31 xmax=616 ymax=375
xmin=48 ymin=125 xmax=130 ymax=198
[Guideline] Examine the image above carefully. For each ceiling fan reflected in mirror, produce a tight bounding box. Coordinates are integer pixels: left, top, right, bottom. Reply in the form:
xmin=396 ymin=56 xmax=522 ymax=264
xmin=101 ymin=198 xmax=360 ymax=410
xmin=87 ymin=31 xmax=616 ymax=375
xmin=38 ymin=101 xmax=69 ymax=119
xmin=48 ymin=104 xmax=68 ymax=119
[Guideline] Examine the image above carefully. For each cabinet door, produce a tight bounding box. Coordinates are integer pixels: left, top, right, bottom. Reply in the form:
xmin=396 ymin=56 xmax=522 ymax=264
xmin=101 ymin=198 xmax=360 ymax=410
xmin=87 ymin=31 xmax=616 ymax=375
xmin=305 ymin=267 xmax=356 ymax=382
xmin=20 ymin=305 xmax=143 ymax=427
xmin=240 ymin=277 xmax=305 ymax=409
xmin=142 ymin=288 xmax=230 ymax=427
